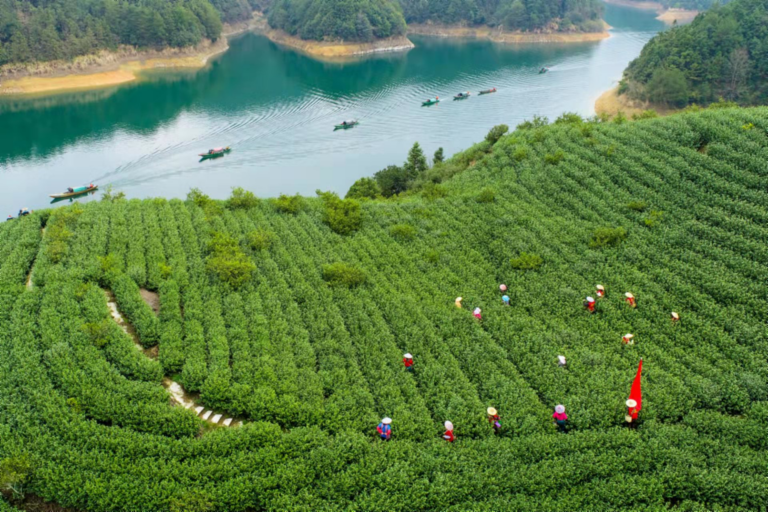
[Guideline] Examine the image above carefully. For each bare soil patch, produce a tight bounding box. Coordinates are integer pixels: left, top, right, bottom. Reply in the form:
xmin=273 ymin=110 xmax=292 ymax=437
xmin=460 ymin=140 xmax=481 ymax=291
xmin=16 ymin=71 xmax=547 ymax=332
xmin=139 ymin=288 xmax=160 ymax=314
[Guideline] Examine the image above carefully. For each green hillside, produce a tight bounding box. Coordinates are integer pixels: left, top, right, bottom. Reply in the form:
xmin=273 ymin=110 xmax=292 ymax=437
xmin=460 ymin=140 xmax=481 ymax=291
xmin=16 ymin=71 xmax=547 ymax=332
xmin=1 ymin=107 xmax=768 ymax=510
xmin=621 ymin=0 xmax=768 ymax=107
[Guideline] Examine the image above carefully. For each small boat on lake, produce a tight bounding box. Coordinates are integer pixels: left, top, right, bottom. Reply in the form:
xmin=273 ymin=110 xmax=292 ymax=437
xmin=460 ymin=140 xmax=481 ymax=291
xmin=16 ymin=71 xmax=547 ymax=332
xmin=335 ymin=120 xmax=359 ymax=130
xmin=422 ymin=97 xmax=440 ymax=106
xmin=478 ymin=88 xmax=497 ymax=95
xmin=539 ymin=67 xmax=550 ymax=74
xmin=50 ymin=184 xmax=98 ymax=199
xmin=199 ymin=147 xmax=231 ymax=159
xmin=454 ymin=92 xmax=471 ymax=100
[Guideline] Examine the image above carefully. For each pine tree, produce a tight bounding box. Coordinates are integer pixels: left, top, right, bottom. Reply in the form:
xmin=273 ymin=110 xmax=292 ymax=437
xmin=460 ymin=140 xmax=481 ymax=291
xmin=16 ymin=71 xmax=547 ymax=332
xmin=404 ymin=142 xmax=428 ymax=179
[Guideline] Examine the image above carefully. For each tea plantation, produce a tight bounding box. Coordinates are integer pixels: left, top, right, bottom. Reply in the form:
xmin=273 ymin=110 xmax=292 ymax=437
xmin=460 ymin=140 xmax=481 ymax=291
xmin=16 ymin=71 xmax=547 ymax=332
xmin=0 ymin=107 xmax=767 ymax=511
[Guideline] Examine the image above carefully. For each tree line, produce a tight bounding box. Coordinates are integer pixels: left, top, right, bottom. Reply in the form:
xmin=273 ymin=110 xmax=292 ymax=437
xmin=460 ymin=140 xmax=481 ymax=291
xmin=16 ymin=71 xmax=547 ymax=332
xmin=0 ymin=0 xmax=257 ymax=68
xmin=620 ymin=0 xmax=768 ymax=107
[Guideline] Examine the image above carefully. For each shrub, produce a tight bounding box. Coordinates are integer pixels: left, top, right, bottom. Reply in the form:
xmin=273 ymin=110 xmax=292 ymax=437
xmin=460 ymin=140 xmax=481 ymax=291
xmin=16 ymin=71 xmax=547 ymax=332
xmin=425 ymin=249 xmax=439 ymax=264
xmin=433 ymin=147 xmax=445 ymax=164
xmin=322 ymin=262 xmax=366 ymax=287
xmin=476 ymin=188 xmax=495 ymax=203
xmin=375 ymin=165 xmax=409 ymax=197
xmin=509 ymin=252 xmax=543 ymax=270
xmin=318 ymin=191 xmax=362 ymax=235
xmin=390 ymin=224 xmax=417 ymax=241
xmin=555 ymin=112 xmax=584 ymax=125
xmin=274 ymin=194 xmax=304 ymax=214
xmin=516 ymin=115 xmax=548 ymax=130
xmin=544 ymin=150 xmax=565 ymax=165
xmin=101 ymin=185 xmax=126 ymax=202
xmin=247 ymin=229 xmax=275 ymax=251
xmin=627 ymin=201 xmax=648 ymax=212
xmin=205 ymin=232 xmax=255 ymax=289
xmin=485 ymin=124 xmax=509 ymax=145
xmin=589 ymin=227 xmax=627 ymax=248
xmin=82 ymin=320 xmax=112 ymax=348
xmin=632 ymin=110 xmax=658 ymax=120
xmin=421 ymin=183 xmax=448 ymax=201
xmin=228 ymin=187 xmax=260 ymax=209
xmin=346 ymin=177 xmax=381 ymax=200
xmin=644 ymin=210 xmax=664 ymax=228
xmin=613 ymin=112 xmax=627 ymax=125
xmin=0 ymin=454 xmax=32 ymax=499
xmin=187 ymin=188 xmax=222 ymax=217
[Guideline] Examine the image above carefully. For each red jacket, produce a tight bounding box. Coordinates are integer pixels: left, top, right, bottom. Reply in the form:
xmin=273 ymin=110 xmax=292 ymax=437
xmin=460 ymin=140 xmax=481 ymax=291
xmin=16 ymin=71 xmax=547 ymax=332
xmin=403 ymin=357 xmax=413 ymax=368
xmin=443 ymin=429 xmax=455 ymax=442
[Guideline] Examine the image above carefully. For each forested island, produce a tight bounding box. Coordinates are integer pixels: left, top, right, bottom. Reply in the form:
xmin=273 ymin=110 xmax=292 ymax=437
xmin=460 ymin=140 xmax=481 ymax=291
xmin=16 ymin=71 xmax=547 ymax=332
xmin=618 ymin=0 xmax=767 ymax=107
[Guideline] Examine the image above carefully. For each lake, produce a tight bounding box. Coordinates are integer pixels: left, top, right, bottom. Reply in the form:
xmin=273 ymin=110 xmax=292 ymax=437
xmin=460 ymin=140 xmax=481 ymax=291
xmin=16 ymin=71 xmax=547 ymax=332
xmin=0 ymin=3 xmax=664 ymax=211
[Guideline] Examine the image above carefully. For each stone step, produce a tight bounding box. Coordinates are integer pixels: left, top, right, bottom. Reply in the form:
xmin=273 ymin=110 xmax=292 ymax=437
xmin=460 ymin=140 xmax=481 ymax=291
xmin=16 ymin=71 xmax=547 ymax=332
xmin=201 ymin=410 xmax=212 ymax=421
xmin=222 ymin=418 xmax=233 ymax=427
xmin=194 ymin=406 xmax=204 ymax=416
xmin=211 ymin=414 xmax=222 ymax=424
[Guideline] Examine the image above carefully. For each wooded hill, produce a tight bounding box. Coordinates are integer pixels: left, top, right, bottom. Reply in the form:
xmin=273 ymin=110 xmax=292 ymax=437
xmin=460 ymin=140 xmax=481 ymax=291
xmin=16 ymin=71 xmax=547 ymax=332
xmin=620 ymin=0 xmax=768 ymax=107
xmin=1 ymin=106 xmax=767 ymax=510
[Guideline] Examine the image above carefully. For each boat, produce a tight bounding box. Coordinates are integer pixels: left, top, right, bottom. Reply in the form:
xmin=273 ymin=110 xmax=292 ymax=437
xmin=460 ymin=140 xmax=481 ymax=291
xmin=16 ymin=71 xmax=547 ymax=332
xmin=49 ymin=185 xmax=98 ymax=199
xmin=199 ymin=146 xmax=231 ymax=159
xmin=454 ymin=92 xmax=471 ymax=100
xmin=422 ymin=97 xmax=440 ymax=106
xmin=478 ymin=88 xmax=497 ymax=95
xmin=539 ymin=67 xmax=549 ymax=74
xmin=334 ymin=120 xmax=359 ymax=130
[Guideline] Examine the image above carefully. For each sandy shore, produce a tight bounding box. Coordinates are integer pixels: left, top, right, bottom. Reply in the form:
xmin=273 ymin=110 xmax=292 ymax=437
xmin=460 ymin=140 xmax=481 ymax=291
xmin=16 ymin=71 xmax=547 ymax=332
xmin=595 ymin=86 xmax=674 ymax=117
xmin=0 ymin=15 xmax=263 ymax=96
xmin=263 ymin=30 xmax=415 ymax=60
xmin=407 ymin=23 xmax=610 ymax=43
xmin=602 ymin=0 xmax=698 ymax=24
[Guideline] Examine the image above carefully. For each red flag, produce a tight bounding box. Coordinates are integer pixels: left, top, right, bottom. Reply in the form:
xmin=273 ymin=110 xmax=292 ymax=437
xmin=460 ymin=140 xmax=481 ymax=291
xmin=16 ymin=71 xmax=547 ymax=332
xmin=629 ymin=359 xmax=643 ymax=411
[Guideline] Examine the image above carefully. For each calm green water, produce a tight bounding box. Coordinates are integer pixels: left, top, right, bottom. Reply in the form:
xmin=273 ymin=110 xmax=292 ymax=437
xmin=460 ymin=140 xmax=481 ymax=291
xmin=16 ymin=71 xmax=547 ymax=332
xmin=0 ymin=3 xmax=664 ymax=211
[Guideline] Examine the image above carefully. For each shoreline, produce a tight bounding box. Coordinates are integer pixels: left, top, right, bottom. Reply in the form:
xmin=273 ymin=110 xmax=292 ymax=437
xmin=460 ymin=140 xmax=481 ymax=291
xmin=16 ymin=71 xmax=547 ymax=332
xmin=595 ymin=85 xmax=674 ymax=117
xmin=262 ymin=30 xmax=415 ymax=60
xmin=601 ymin=0 xmax=698 ymax=24
xmin=0 ymin=15 xmax=264 ymax=97
xmin=406 ymin=23 xmax=611 ymax=43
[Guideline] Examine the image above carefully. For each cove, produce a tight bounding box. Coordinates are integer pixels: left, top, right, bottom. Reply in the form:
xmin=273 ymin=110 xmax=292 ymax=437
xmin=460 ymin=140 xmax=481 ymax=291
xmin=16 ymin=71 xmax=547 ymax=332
xmin=0 ymin=3 xmax=664 ymax=212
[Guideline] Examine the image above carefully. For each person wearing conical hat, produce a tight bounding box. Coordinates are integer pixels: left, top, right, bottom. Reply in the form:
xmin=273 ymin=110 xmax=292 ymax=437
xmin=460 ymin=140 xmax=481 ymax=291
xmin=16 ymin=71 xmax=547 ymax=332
xmin=443 ymin=420 xmax=455 ymax=442
xmin=499 ymin=284 xmax=507 ymax=292
xmin=473 ymin=307 xmax=482 ymax=320
xmin=502 ymin=295 xmax=510 ymax=306
xmin=625 ymin=399 xmax=639 ymax=423
xmin=455 ymin=297 xmax=463 ymax=308
xmin=377 ymin=417 xmax=392 ymax=440
xmin=403 ymin=353 xmax=414 ymax=372
xmin=487 ymin=407 xmax=501 ymax=433
xmin=558 ymin=355 xmax=567 ymax=367
xmin=596 ymin=284 xmax=605 ymax=298
xmin=553 ymin=404 xmax=568 ymax=432
xmin=671 ymin=312 xmax=680 ymax=323
xmin=625 ymin=292 xmax=636 ymax=308
xmin=583 ymin=296 xmax=596 ymax=313
xmin=622 ymin=333 xmax=634 ymax=345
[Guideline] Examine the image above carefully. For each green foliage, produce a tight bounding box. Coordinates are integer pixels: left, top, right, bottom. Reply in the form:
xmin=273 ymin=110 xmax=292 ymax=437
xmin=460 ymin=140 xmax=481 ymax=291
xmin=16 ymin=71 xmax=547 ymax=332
xmin=420 ymin=182 xmax=448 ymax=201
xmin=476 ymin=187 xmax=495 ymax=203
xmin=247 ymin=229 xmax=275 ymax=251
xmin=0 ymin=0 xmax=226 ymax=67
xmin=227 ymin=187 xmax=260 ymax=210
xmin=317 ymin=191 xmax=363 ymax=235
xmin=205 ymin=231 xmax=255 ymax=288
xmin=516 ymin=115 xmax=549 ymax=130
xmin=101 ymin=185 xmax=126 ymax=202
xmin=346 ymin=177 xmax=382 ymax=200
xmin=268 ymin=0 xmax=406 ymax=42
xmin=274 ymin=194 xmax=305 ymax=214
xmin=631 ymin=110 xmax=659 ymax=120
xmin=555 ymin=112 xmax=584 ymax=125
xmin=169 ymin=490 xmax=214 ymax=512
xmin=624 ymin=0 xmax=767 ymax=106
xmin=0 ymin=455 xmax=31 ymax=500
xmin=643 ymin=210 xmax=664 ymax=228
xmin=433 ymin=147 xmax=445 ymax=164
xmin=404 ymin=142 xmax=429 ymax=178
xmin=509 ymin=252 xmax=543 ymax=270
xmin=389 ymin=223 xmax=417 ymax=241
xmin=322 ymin=262 xmax=366 ymax=287
xmin=627 ymin=201 xmax=648 ymax=212
xmin=375 ymin=165 xmax=409 ymax=197
xmin=485 ymin=124 xmax=509 ymax=145
xmin=82 ymin=320 xmax=112 ymax=348
xmin=544 ymin=149 xmax=565 ymax=165
xmin=187 ymin=188 xmax=222 ymax=217
xmin=612 ymin=111 xmax=628 ymax=125
xmin=589 ymin=226 xmax=628 ymax=248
